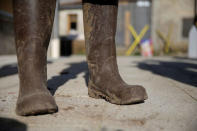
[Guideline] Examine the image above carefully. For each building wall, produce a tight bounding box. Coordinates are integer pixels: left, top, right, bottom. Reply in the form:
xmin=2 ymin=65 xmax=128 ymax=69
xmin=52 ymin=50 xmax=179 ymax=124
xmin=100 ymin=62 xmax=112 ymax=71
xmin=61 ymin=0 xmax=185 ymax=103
xmin=152 ymin=0 xmax=195 ymax=53
xmin=0 ymin=15 xmax=15 ymax=55
xmin=0 ymin=0 xmax=15 ymax=55
xmin=0 ymin=0 xmax=13 ymax=13
xmin=48 ymin=1 xmax=60 ymax=58
xmin=59 ymin=9 xmax=84 ymax=39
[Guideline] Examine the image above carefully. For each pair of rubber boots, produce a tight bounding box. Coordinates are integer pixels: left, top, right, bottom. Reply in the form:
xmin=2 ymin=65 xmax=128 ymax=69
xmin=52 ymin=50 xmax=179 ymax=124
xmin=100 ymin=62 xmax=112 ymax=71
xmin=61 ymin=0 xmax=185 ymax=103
xmin=13 ymin=0 xmax=148 ymax=116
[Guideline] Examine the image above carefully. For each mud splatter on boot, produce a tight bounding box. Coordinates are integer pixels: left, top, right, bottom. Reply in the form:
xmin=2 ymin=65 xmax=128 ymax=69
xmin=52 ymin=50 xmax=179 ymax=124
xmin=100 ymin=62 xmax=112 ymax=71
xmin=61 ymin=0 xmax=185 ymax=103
xmin=82 ymin=0 xmax=148 ymax=105
xmin=13 ymin=0 xmax=58 ymax=115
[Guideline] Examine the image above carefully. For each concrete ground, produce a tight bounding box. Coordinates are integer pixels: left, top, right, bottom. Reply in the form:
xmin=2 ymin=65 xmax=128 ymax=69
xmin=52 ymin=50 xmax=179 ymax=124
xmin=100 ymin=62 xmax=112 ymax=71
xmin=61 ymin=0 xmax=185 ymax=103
xmin=0 ymin=55 xmax=197 ymax=131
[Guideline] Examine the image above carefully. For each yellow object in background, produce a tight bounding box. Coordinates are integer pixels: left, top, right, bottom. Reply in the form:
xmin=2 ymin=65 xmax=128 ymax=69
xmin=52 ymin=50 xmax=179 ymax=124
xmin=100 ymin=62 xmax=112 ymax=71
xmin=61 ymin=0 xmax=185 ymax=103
xmin=125 ymin=25 xmax=149 ymax=56
xmin=156 ymin=24 xmax=173 ymax=53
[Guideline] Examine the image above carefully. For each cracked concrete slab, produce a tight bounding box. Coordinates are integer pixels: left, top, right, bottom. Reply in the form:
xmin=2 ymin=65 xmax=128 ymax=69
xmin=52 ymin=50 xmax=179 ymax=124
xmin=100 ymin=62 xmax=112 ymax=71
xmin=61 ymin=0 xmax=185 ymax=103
xmin=0 ymin=56 xmax=197 ymax=131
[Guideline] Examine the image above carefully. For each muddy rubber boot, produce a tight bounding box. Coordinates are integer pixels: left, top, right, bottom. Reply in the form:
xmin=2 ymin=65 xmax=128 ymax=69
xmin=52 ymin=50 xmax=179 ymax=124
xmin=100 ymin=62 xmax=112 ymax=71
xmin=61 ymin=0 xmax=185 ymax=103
xmin=82 ymin=0 xmax=148 ymax=105
xmin=13 ymin=0 xmax=58 ymax=116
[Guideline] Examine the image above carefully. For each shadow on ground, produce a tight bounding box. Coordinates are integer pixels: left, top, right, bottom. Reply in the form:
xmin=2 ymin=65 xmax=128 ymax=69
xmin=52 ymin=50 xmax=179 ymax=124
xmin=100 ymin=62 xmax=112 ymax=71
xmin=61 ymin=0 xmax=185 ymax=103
xmin=0 ymin=117 xmax=27 ymax=131
xmin=47 ymin=61 xmax=89 ymax=95
xmin=0 ymin=61 xmax=53 ymax=78
xmin=0 ymin=63 xmax=18 ymax=78
xmin=136 ymin=59 xmax=197 ymax=87
xmin=0 ymin=60 xmax=88 ymax=95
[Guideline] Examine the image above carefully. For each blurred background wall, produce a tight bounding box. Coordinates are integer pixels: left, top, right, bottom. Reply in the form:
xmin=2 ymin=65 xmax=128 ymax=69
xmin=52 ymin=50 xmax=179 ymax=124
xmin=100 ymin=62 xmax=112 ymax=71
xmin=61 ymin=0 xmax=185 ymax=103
xmin=0 ymin=0 xmax=15 ymax=55
xmin=152 ymin=0 xmax=195 ymax=55
xmin=0 ymin=0 xmax=196 ymax=57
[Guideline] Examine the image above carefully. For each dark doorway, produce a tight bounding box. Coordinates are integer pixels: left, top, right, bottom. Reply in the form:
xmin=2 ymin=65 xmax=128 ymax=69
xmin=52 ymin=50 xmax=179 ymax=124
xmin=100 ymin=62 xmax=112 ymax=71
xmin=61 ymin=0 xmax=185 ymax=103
xmin=60 ymin=37 xmax=72 ymax=56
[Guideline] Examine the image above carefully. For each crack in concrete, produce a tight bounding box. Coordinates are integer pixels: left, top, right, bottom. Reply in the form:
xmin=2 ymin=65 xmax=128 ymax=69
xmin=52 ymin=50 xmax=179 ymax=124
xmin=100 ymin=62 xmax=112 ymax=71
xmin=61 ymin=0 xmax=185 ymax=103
xmin=170 ymin=80 xmax=197 ymax=102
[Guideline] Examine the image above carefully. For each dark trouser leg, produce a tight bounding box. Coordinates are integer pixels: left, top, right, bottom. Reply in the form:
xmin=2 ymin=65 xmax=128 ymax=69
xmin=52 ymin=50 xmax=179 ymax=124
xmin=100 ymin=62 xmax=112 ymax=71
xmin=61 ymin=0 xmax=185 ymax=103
xmin=83 ymin=0 xmax=148 ymax=104
xmin=13 ymin=0 xmax=58 ymax=115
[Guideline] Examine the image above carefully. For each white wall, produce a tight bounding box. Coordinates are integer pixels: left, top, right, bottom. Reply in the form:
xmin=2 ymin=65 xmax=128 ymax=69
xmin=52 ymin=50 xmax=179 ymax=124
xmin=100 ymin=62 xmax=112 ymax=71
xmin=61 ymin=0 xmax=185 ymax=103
xmin=59 ymin=9 xmax=84 ymax=40
xmin=48 ymin=1 xmax=60 ymax=59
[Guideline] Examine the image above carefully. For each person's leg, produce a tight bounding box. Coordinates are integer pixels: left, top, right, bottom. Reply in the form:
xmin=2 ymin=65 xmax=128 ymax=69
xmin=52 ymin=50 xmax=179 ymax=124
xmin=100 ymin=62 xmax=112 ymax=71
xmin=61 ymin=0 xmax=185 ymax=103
xmin=13 ymin=0 xmax=58 ymax=115
xmin=82 ymin=0 xmax=148 ymax=104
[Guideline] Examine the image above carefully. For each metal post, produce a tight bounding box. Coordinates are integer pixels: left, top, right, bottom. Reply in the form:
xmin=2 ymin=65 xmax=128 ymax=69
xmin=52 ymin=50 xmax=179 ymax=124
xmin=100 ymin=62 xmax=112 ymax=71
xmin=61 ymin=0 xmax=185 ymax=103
xmin=50 ymin=0 xmax=60 ymax=58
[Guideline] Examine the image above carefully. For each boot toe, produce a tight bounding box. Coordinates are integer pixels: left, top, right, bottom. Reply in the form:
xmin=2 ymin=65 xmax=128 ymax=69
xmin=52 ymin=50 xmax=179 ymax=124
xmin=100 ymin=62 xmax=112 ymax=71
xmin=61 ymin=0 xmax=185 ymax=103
xmin=16 ymin=93 xmax=58 ymax=116
xmin=120 ymin=85 xmax=148 ymax=105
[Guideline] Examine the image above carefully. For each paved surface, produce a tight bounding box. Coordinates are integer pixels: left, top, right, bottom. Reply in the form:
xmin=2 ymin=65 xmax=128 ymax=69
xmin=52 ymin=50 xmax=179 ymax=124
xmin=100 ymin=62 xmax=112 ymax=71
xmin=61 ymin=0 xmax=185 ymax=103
xmin=0 ymin=55 xmax=197 ymax=131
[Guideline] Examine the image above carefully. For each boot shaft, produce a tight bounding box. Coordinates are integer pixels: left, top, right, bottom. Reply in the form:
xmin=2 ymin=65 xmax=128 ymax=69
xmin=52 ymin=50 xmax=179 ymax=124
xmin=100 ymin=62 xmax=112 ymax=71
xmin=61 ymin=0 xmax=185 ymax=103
xmin=13 ymin=0 xmax=56 ymax=93
xmin=82 ymin=0 xmax=118 ymax=62
xmin=82 ymin=0 xmax=122 ymax=85
xmin=13 ymin=0 xmax=56 ymax=50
